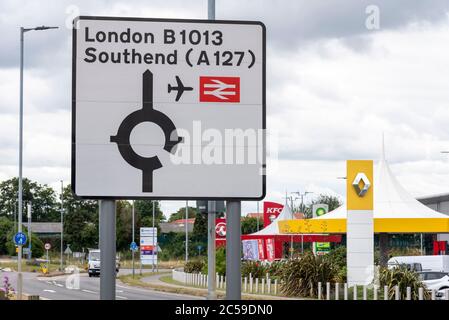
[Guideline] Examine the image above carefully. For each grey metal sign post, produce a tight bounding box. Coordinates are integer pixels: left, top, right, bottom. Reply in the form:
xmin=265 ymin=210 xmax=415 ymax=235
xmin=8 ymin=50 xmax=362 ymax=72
xmin=207 ymin=200 xmax=217 ymax=300
xmin=206 ymin=0 xmax=217 ymax=301
xmin=132 ymin=200 xmax=135 ymax=278
xmin=226 ymin=201 xmax=241 ymax=300
xmin=99 ymin=200 xmax=116 ymax=300
xmin=27 ymin=203 xmax=32 ymax=260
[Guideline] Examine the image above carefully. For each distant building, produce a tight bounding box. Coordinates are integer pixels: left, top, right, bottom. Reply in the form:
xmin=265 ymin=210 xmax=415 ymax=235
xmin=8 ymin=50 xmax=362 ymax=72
xmin=245 ymin=212 xmax=304 ymax=219
xmin=418 ymin=193 xmax=449 ymax=243
xmin=22 ymin=222 xmax=62 ymax=238
xmin=159 ymin=218 xmax=195 ymax=234
xmin=246 ymin=212 xmax=263 ymax=219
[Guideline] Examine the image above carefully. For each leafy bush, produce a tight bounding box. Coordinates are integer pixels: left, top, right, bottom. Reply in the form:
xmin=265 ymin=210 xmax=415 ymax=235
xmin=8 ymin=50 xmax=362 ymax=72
xmin=279 ymin=253 xmax=337 ymax=298
xmin=324 ymin=246 xmax=346 ymax=269
xmin=5 ymin=229 xmax=44 ymax=258
xmin=200 ymin=247 xmax=227 ymax=276
xmin=266 ymin=260 xmax=285 ymax=278
xmin=379 ymin=266 xmax=430 ymax=300
xmin=184 ymin=260 xmax=205 ymax=273
xmin=324 ymin=246 xmax=346 ymax=282
xmin=241 ymin=261 xmax=267 ymax=278
xmin=216 ymin=247 xmax=226 ymax=276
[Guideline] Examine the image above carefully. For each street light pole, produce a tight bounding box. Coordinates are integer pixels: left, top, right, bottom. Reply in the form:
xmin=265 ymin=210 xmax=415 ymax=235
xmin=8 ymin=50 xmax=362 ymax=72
xmin=60 ymin=180 xmax=64 ymax=271
xmin=287 ymin=194 xmax=298 ymax=259
xmin=132 ymin=200 xmax=135 ymax=278
xmin=152 ymin=200 xmax=155 ymax=272
xmin=27 ymin=202 xmax=31 ymax=260
xmin=185 ymin=200 xmax=188 ymax=264
xmin=292 ymin=191 xmax=313 ymax=254
xmin=17 ymin=25 xmax=58 ymax=300
xmin=256 ymin=201 xmax=260 ymax=231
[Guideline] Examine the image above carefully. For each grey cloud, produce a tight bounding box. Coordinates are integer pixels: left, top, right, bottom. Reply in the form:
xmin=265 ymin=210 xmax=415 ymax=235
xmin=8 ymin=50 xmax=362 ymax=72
xmin=219 ymin=0 xmax=449 ymax=50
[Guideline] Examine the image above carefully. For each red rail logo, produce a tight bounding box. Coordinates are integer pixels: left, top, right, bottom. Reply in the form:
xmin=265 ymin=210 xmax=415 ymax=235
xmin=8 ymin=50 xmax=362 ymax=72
xmin=199 ymin=76 xmax=240 ymax=103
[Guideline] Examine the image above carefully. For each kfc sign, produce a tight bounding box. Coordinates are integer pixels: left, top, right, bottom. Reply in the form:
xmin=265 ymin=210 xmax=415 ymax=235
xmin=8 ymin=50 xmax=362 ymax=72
xmin=263 ymin=201 xmax=284 ymax=227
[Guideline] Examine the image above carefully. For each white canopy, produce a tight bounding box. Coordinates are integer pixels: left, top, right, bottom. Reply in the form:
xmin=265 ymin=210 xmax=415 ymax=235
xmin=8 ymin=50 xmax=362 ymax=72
xmin=315 ymin=155 xmax=449 ymax=220
xmin=250 ymin=203 xmax=294 ymax=236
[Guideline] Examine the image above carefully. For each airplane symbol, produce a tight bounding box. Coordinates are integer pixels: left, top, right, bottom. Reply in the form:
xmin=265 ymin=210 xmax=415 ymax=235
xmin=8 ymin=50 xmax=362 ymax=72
xmin=167 ymin=76 xmax=193 ymax=102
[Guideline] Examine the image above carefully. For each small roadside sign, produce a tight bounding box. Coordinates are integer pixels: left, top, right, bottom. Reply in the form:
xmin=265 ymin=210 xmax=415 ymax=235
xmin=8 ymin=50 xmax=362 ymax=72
xmin=64 ymin=246 xmax=73 ymax=255
xmin=44 ymin=243 xmax=51 ymax=250
xmin=130 ymin=241 xmax=138 ymax=251
xmin=13 ymin=232 xmax=27 ymax=246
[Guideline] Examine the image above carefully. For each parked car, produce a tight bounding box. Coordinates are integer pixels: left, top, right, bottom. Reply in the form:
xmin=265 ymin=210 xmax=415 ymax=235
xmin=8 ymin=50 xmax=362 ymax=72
xmin=418 ymin=271 xmax=449 ymax=299
xmin=388 ymin=255 xmax=449 ymax=272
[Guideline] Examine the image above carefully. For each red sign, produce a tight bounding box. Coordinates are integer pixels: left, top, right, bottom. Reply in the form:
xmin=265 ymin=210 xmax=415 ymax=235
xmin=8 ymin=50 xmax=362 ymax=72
xmin=141 ymin=245 xmax=155 ymax=255
xmin=215 ymin=218 xmax=226 ymax=238
xmin=257 ymin=239 xmax=265 ymax=260
xmin=263 ymin=201 xmax=284 ymax=227
xmin=266 ymin=238 xmax=275 ymax=261
xmin=199 ymin=76 xmax=240 ymax=103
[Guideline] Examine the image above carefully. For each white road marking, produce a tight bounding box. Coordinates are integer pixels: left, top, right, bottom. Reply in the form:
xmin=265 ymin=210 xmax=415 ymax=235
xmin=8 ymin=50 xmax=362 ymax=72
xmin=55 ymin=283 xmax=64 ymax=287
xmin=82 ymin=289 xmax=97 ymax=294
xmin=116 ymin=283 xmax=203 ymax=299
xmin=43 ymin=289 xmax=56 ymax=293
xmin=116 ymin=295 xmax=128 ymax=300
xmin=116 ymin=290 xmax=123 ymax=293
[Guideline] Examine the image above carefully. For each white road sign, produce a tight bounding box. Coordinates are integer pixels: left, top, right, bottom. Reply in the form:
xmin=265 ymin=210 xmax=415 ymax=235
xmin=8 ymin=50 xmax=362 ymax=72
xmin=72 ymin=16 xmax=266 ymax=199
xmin=140 ymin=227 xmax=157 ymax=265
xmin=44 ymin=243 xmax=51 ymax=250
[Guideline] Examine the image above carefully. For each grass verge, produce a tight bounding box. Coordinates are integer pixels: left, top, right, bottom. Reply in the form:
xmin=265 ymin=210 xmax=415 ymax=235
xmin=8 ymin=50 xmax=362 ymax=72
xmin=119 ymin=272 xmax=294 ymax=300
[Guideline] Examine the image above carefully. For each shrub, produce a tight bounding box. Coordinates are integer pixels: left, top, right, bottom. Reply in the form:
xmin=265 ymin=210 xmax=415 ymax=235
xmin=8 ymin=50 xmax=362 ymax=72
xmin=279 ymin=253 xmax=337 ymax=298
xmin=266 ymin=260 xmax=285 ymax=278
xmin=324 ymin=246 xmax=346 ymax=282
xmin=241 ymin=261 xmax=267 ymax=278
xmin=184 ymin=260 xmax=204 ymax=273
xmin=216 ymin=247 xmax=226 ymax=276
xmin=379 ymin=266 xmax=430 ymax=300
xmin=324 ymin=246 xmax=346 ymax=269
xmin=200 ymin=247 xmax=227 ymax=276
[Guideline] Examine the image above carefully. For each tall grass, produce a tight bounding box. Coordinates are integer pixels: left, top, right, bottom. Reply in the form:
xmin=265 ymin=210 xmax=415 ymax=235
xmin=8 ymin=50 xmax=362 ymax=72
xmin=279 ymin=253 xmax=336 ymax=298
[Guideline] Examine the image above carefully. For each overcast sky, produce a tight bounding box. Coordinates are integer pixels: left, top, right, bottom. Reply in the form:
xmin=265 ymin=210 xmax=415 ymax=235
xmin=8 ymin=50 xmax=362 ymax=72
xmin=1 ymin=0 xmax=449 ymax=218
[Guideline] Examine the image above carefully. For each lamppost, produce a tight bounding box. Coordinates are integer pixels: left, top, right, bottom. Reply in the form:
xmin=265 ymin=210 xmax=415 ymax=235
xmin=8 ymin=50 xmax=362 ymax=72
xmin=185 ymin=200 xmax=188 ymax=264
xmin=291 ymin=191 xmax=313 ymax=254
xmin=60 ymin=180 xmax=64 ymax=271
xmin=285 ymin=192 xmax=299 ymax=259
xmin=17 ymin=25 xmax=58 ymax=300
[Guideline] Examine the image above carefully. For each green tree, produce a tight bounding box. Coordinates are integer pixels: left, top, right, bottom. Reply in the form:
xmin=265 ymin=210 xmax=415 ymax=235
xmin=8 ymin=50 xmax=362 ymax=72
xmin=241 ymin=217 xmax=262 ymax=234
xmin=0 ymin=217 xmax=13 ymax=254
xmin=192 ymin=211 xmax=207 ymax=242
xmin=168 ymin=206 xmax=197 ymax=222
xmin=116 ymin=200 xmax=132 ymax=251
xmin=2 ymin=222 xmax=44 ymax=258
xmin=298 ymin=194 xmax=343 ymax=219
xmin=311 ymin=194 xmax=342 ymax=212
xmin=135 ymin=200 xmax=164 ymax=222
xmin=62 ymin=184 xmax=99 ymax=252
xmin=0 ymin=177 xmax=60 ymax=222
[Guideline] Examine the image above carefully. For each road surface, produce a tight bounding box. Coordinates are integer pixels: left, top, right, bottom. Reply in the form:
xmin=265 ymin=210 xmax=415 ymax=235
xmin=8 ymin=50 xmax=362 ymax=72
xmin=0 ymin=270 xmax=202 ymax=300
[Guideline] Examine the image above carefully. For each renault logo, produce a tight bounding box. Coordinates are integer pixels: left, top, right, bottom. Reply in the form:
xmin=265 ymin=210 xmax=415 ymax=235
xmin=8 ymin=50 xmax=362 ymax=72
xmin=352 ymin=172 xmax=371 ymax=197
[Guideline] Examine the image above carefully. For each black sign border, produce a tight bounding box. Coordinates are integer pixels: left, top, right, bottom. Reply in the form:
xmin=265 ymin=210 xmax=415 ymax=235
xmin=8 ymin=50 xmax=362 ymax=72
xmin=72 ymin=16 xmax=266 ymax=201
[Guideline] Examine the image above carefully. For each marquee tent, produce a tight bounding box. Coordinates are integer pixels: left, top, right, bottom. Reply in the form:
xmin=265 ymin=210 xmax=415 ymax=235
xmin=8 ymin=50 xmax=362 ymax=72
xmin=278 ymin=154 xmax=449 ymax=234
xmin=238 ymin=203 xmax=342 ymax=260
